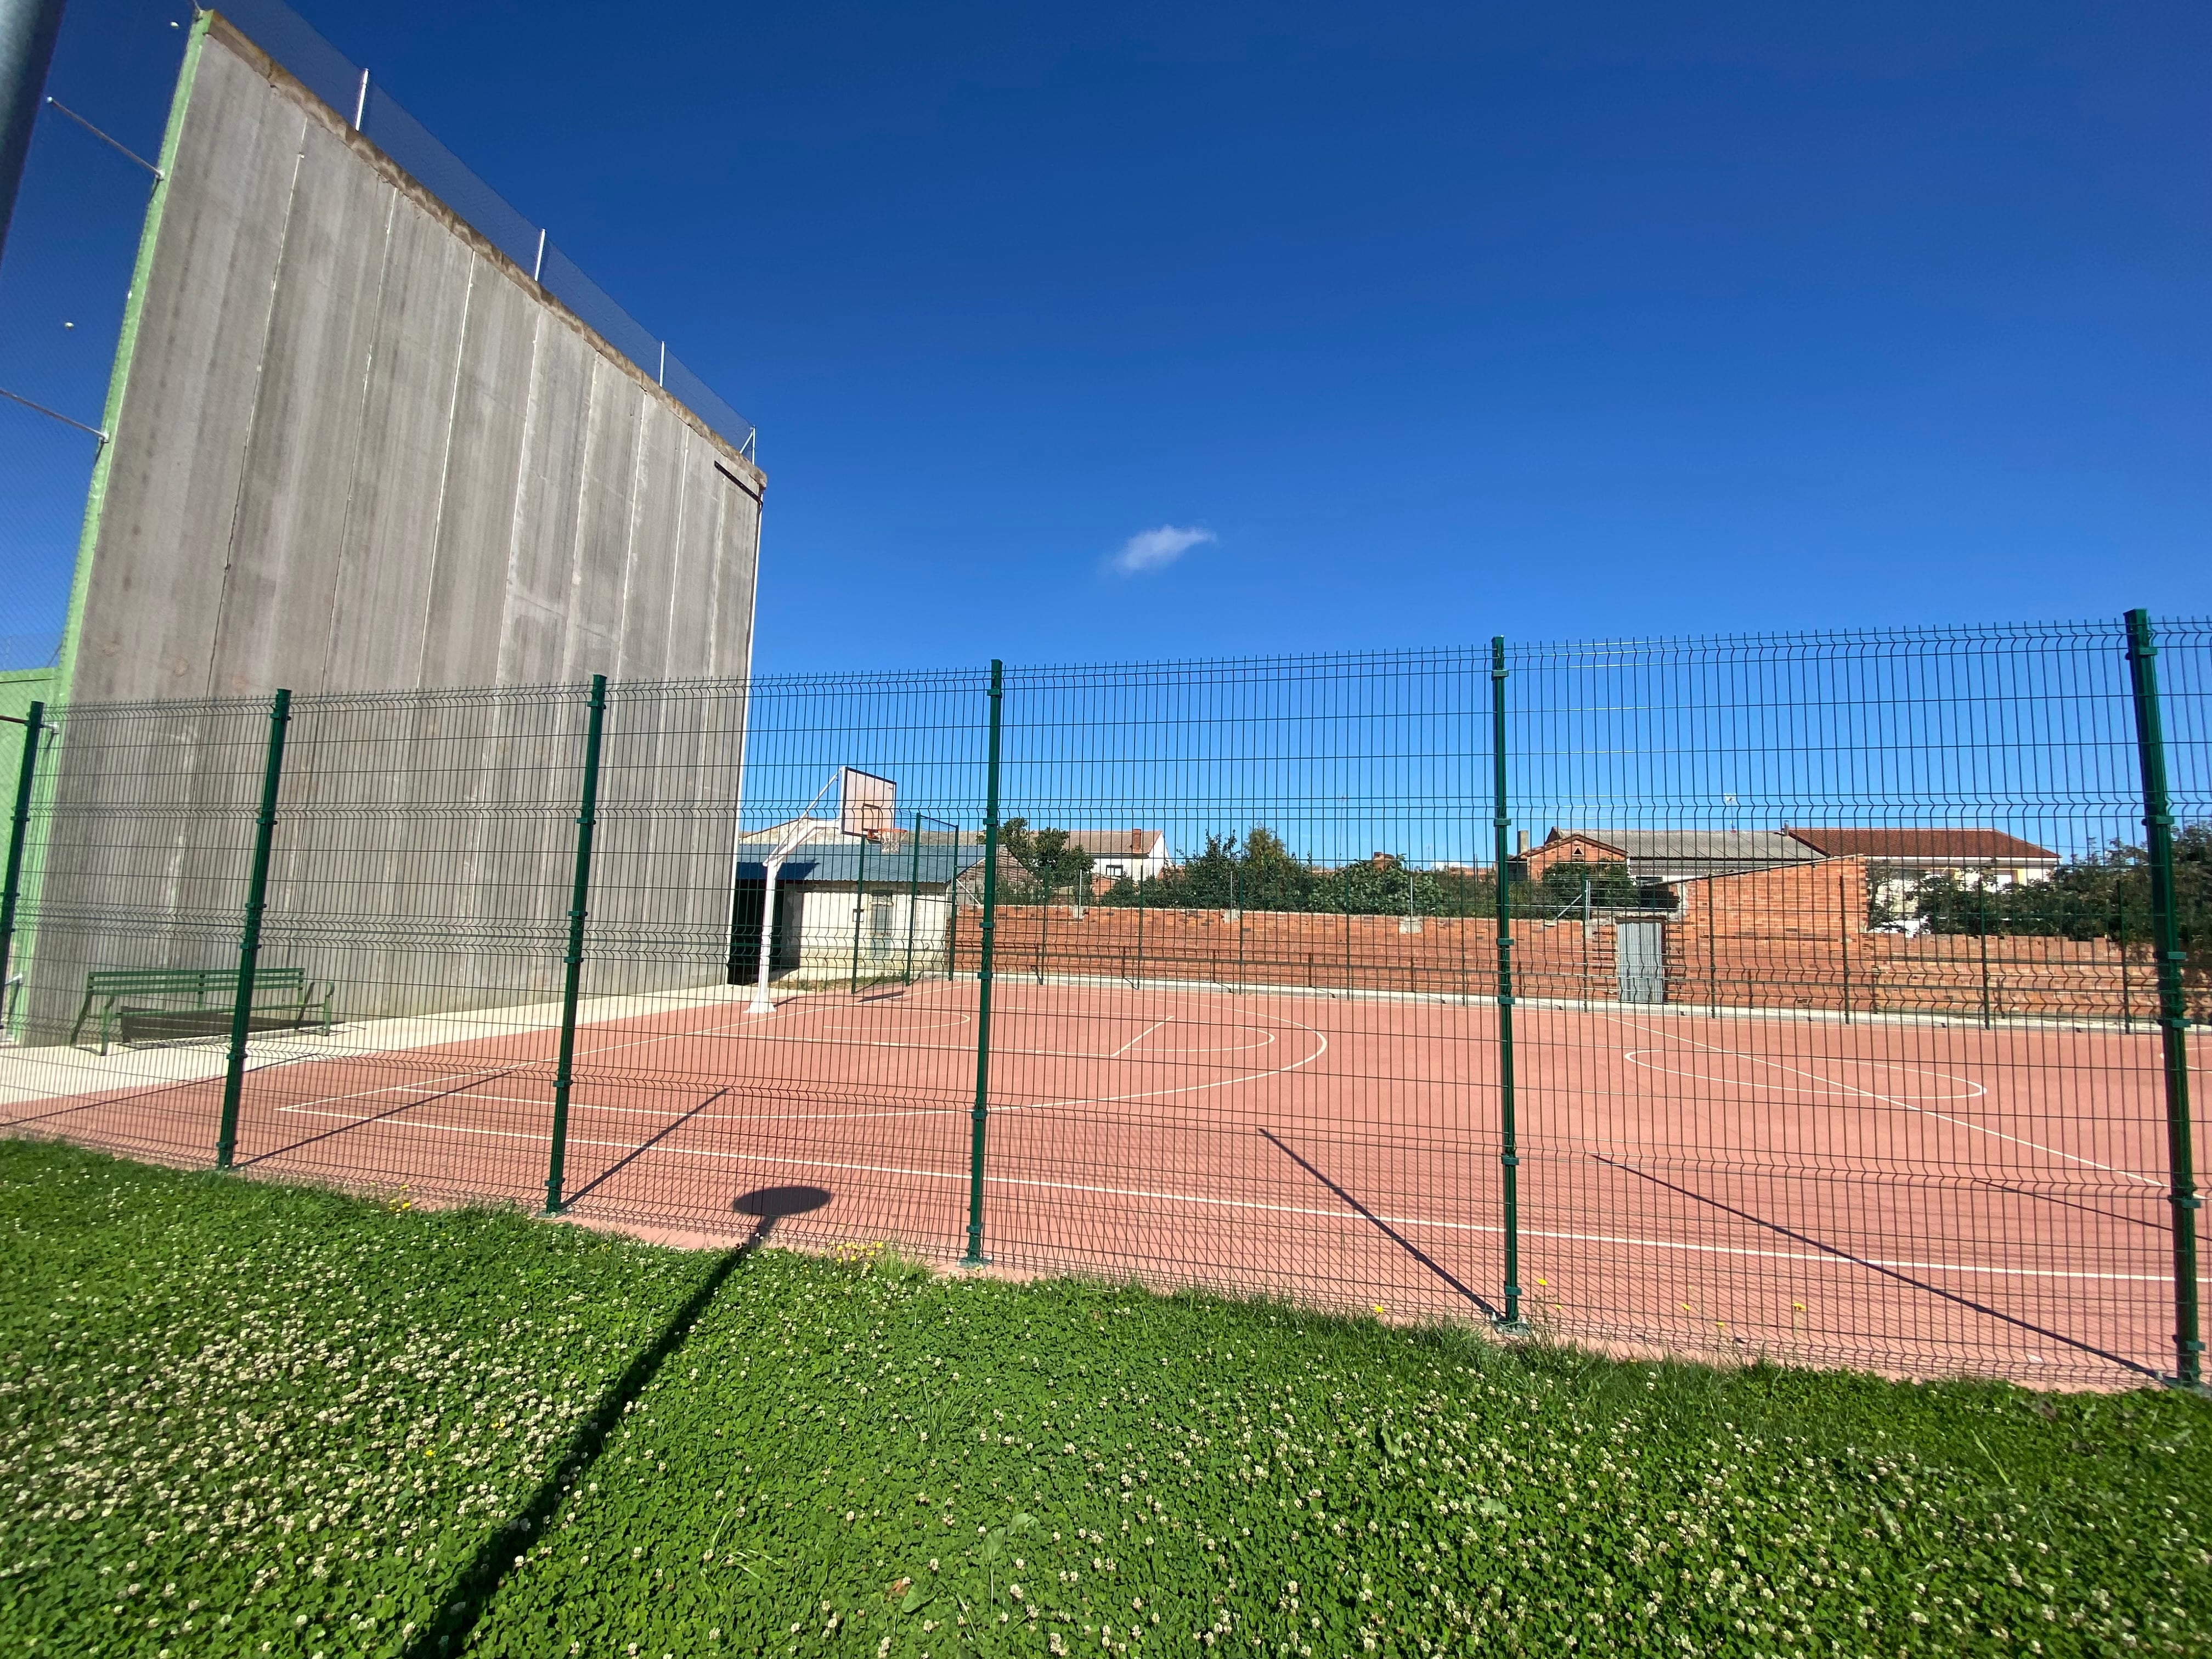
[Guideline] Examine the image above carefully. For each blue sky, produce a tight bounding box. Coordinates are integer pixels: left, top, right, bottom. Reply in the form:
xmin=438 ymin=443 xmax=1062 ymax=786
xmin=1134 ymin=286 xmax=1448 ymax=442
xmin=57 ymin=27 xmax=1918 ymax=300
xmin=3 ymin=0 xmax=2207 ymax=674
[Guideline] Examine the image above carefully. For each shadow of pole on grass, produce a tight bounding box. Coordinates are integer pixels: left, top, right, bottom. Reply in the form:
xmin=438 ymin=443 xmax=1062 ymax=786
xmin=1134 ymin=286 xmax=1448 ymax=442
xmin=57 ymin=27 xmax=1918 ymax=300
xmin=401 ymin=1183 xmax=832 ymax=1657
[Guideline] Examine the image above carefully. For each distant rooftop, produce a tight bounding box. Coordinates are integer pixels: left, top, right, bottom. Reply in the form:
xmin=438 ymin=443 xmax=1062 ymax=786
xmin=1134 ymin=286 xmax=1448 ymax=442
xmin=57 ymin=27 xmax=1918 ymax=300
xmin=734 ymin=842 xmax=981 ymax=885
xmin=1538 ymin=829 xmax=1820 ymax=883
xmin=1783 ymin=828 xmax=2059 ymax=865
xmin=1066 ymin=830 xmax=1165 ymax=859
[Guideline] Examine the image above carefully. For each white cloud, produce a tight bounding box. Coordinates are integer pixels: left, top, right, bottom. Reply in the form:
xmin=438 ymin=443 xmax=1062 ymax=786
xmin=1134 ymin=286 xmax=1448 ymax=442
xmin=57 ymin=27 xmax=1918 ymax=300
xmin=1109 ymin=524 xmax=1216 ymax=576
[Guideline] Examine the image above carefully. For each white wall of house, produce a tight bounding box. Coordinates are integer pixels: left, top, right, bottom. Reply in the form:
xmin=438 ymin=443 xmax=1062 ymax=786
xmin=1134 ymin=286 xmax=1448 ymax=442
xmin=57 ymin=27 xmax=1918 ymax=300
xmin=1872 ymin=860 xmax=2055 ymax=904
xmin=1088 ymin=842 xmax=1170 ymax=884
xmin=778 ymin=883 xmax=957 ymax=980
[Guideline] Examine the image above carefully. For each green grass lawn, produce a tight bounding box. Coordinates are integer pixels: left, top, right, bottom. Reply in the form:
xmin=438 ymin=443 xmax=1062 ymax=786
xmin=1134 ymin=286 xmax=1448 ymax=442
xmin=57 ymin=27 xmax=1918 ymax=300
xmin=2 ymin=1140 xmax=2206 ymax=1658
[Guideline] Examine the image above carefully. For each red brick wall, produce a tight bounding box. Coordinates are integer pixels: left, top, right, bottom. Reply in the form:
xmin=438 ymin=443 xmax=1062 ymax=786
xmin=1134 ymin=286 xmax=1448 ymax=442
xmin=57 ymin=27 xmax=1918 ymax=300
xmin=952 ymin=905 xmax=1612 ymax=1001
xmin=1665 ymin=859 xmax=1868 ymax=1014
xmin=1522 ymin=837 xmax=1628 ymax=880
xmin=1668 ymin=859 xmax=2148 ymax=1019
xmin=950 ymin=854 xmax=2175 ymax=1022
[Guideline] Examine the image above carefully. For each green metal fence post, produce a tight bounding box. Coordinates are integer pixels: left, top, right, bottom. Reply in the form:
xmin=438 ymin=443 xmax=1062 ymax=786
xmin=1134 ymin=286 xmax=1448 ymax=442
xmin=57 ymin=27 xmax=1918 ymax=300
xmin=1342 ymin=867 xmax=1353 ymax=990
xmin=1491 ymin=637 xmax=1525 ymax=1333
xmin=2118 ymin=890 xmax=2132 ymax=1035
xmin=947 ymin=840 xmax=961 ymax=983
xmin=1706 ymin=879 xmax=1717 ymax=1013
xmin=1134 ymin=867 xmax=1146 ymax=987
xmin=1233 ymin=865 xmax=1245 ymax=992
xmin=904 ymin=809 xmax=923 ymax=984
xmin=850 ymin=830 xmax=868 ymax=994
xmin=963 ymin=660 xmax=1005 ymax=1267
xmin=216 ymin=689 xmax=291 ymax=1170
xmin=0 ymin=700 xmax=48 ymax=1039
xmin=544 ymin=674 xmax=608 ymax=1217
xmin=1839 ymin=864 xmax=1853 ymax=1025
xmin=1978 ymin=888 xmax=1993 ymax=1029
xmin=2124 ymin=609 xmax=2202 ymax=1391
xmin=1458 ymin=887 xmax=1470 ymax=1002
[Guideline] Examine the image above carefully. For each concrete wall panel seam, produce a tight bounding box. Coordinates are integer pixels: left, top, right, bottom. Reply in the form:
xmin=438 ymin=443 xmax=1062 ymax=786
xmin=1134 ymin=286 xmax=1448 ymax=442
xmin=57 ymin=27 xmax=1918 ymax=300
xmin=215 ymin=110 xmax=394 ymax=693
xmin=613 ymin=386 xmax=650 ymax=679
xmin=202 ymin=125 xmax=311 ymax=699
xmin=401 ymin=246 xmax=474 ymax=687
xmin=312 ymin=178 xmax=401 ymax=687
xmin=659 ymin=436 xmax=696 ymax=681
xmin=490 ymin=302 xmax=545 ymax=684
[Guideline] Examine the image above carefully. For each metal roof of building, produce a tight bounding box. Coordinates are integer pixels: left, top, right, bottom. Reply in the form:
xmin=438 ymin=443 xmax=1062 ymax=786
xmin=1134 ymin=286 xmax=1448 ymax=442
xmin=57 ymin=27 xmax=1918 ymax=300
xmin=1542 ymin=828 xmax=1821 ymax=883
xmin=733 ymin=841 xmax=982 ymax=885
xmin=1781 ymin=827 xmax=2059 ymax=864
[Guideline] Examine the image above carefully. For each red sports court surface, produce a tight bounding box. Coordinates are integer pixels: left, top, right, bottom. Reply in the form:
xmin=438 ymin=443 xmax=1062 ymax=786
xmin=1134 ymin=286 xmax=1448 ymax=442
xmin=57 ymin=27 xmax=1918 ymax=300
xmin=2 ymin=978 xmax=2191 ymax=1389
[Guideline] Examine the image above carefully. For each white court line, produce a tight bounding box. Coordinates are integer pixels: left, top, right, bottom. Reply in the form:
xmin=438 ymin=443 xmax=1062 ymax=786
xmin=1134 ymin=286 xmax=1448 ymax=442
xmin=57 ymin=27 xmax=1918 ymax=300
xmin=698 ymin=1031 xmax=1269 ymax=1064
xmin=1007 ymin=1016 xmax=1325 ymax=1114
xmin=257 ymin=994 xmax=2162 ymax=1293
xmin=691 ymin=1016 xmax=1277 ymax=1065
xmin=270 ymin=1105 xmax=2166 ymax=1285
xmin=560 ymin=977 xmax=978 ymax=1064
xmin=1627 ymin=1051 xmax=1985 ymax=1105
xmin=586 ymin=1005 xmax=1327 ymax=1114
xmin=572 ymin=995 xmax=871 ymax=1060
xmin=272 ymin=1023 xmax=1324 ymax=1121
xmin=810 ymin=1013 xmax=973 ymax=1037
xmin=267 ymin=1066 xmax=512 ymax=1113
xmin=1600 ymin=1014 xmax=2162 ymax=1189
xmin=276 ymin=1089 xmax=956 ymax=1125
xmin=1108 ymin=1018 xmax=1172 ymax=1058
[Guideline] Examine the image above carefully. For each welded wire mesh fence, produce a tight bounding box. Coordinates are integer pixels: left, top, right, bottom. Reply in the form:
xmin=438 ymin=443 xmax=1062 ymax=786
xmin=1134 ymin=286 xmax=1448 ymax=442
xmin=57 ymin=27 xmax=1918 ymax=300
xmin=1 ymin=618 xmax=2205 ymax=1391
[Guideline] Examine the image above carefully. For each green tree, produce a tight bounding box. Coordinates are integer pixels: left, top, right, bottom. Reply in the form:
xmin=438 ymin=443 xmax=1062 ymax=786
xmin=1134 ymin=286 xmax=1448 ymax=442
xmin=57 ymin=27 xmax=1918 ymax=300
xmin=998 ymin=818 xmax=1094 ymax=900
xmin=1530 ymin=859 xmax=1672 ymax=915
xmin=1902 ymin=824 xmax=2208 ymax=1011
xmin=1093 ymin=827 xmax=1506 ymax=916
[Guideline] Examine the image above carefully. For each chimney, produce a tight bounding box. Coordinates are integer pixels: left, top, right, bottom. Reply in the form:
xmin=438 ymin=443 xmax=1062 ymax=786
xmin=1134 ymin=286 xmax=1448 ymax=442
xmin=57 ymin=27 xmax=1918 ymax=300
xmin=1516 ymin=830 xmax=1529 ymax=855
xmin=1130 ymin=827 xmax=1143 ymax=854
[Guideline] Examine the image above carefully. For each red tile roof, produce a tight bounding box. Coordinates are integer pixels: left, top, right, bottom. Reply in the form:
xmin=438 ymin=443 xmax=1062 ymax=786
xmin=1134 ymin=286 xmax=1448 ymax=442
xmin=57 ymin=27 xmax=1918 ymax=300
xmin=1782 ymin=827 xmax=2058 ymax=862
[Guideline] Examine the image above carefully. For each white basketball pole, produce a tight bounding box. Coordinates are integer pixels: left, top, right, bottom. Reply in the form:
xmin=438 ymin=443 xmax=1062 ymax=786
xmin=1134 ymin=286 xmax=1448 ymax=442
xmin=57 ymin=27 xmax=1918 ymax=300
xmin=747 ymin=775 xmax=839 ymax=1015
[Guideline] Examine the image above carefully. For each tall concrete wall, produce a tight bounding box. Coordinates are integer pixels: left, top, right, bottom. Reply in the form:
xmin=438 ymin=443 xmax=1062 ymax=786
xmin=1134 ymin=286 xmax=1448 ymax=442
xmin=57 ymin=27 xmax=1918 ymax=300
xmin=8 ymin=15 xmax=767 ymax=1043
xmin=64 ymin=15 xmax=763 ymax=703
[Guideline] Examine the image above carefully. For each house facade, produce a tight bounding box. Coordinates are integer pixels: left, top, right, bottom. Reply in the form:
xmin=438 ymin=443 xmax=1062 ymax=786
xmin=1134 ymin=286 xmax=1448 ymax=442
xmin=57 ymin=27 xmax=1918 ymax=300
xmin=1072 ymin=830 xmax=1170 ymax=887
xmin=730 ymin=822 xmax=981 ymax=984
xmin=1782 ymin=827 xmax=2060 ymax=926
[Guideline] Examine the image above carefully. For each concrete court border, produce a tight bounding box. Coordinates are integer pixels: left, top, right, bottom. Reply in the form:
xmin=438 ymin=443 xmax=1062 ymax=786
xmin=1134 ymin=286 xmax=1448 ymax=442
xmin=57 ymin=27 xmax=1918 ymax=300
xmin=0 ymin=979 xmax=764 ymax=1112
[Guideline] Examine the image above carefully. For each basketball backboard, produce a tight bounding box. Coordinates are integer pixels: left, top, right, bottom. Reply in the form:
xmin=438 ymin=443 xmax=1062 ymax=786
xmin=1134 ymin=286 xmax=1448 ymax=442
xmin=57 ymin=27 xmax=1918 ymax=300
xmin=839 ymin=768 xmax=897 ymax=839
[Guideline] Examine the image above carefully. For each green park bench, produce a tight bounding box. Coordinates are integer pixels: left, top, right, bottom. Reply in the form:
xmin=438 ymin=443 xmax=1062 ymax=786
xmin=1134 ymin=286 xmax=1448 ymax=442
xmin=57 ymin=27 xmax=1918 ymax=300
xmin=70 ymin=966 xmax=333 ymax=1055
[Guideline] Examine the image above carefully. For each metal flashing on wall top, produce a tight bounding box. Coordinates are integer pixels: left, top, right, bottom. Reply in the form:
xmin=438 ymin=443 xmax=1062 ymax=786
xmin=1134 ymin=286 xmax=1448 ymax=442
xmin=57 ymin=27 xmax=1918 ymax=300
xmin=202 ymin=0 xmax=755 ymax=469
